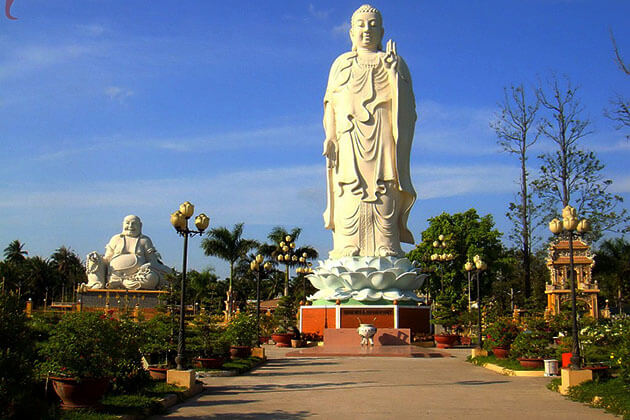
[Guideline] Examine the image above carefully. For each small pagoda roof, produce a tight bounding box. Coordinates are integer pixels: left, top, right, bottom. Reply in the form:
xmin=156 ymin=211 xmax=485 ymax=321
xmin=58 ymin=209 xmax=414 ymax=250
xmin=550 ymin=239 xmax=589 ymax=250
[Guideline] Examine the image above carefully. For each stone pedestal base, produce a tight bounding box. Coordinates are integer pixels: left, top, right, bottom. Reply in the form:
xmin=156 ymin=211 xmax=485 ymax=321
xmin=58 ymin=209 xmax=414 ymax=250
xmin=471 ymin=348 xmax=488 ymax=358
xmin=300 ymin=304 xmax=430 ymax=338
xmin=324 ymin=328 xmax=411 ymax=346
xmin=251 ymin=347 xmax=265 ymax=359
xmin=167 ymin=369 xmax=195 ymax=389
xmin=559 ymin=368 xmax=593 ymax=395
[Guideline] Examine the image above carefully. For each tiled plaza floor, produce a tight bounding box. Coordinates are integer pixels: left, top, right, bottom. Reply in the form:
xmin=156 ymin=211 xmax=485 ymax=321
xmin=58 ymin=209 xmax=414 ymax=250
xmin=151 ymin=346 xmax=615 ymax=419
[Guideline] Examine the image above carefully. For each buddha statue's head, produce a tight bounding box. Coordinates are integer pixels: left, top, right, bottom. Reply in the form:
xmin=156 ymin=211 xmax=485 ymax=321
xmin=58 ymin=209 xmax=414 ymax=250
xmin=350 ymin=4 xmax=384 ymax=52
xmin=122 ymin=215 xmax=142 ymax=237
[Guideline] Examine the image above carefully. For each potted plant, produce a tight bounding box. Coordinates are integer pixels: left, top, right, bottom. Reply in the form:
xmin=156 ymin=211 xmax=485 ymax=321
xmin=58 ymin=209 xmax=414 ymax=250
xmin=431 ymin=288 xmax=462 ymax=348
xmin=510 ymin=318 xmax=553 ymax=368
xmin=223 ymin=312 xmax=257 ymax=358
xmin=484 ymin=317 xmax=520 ymax=359
xmin=38 ymin=312 xmax=123 ymax=409
xmin=140 ymin=313 xmax=177 ymax=380
xmin=271 ymin=296 xmax=297 ymax=347
xmin=190 ymin=312 xmax=229 ymax=369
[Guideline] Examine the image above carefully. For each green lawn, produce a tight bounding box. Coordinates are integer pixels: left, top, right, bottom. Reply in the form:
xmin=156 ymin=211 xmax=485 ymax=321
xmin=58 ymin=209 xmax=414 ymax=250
xmin=467 ymin=354 xmax=544 ymax=371
xmin=566 ymin=377 xmax=630 ymax=420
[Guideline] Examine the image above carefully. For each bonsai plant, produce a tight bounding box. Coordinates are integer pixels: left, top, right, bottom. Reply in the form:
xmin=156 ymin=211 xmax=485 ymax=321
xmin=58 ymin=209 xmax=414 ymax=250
xmin=484 ymin=317 xmax=520 ymax=358
xmin=140 ymin=313 xmax=177 ymax=379
xmin=223 ymin=312 xmax=258 ymax=358
xmin=431 ymin=287 xmax=463 ymax=348
xmin=510 ymin=318 xmax=553 ymax=368
xmin=38 ymin=312 xmax=124 ymax=408
xmin=190 ymin=312 xmax=229 ymax=368
xmin=271 ymin=296 xmax=297 ymax=347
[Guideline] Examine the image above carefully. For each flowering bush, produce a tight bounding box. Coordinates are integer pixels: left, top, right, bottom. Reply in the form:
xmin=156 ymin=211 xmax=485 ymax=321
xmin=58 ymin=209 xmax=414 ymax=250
xmin=608 ymin=316 xmax=630 ymax=383
xmin=484 ymin=317 xmax=520 ymax=349
xmin=510 ymin=318 xmax=553 ymax=359
xmin=38 ymin=312 xmax=132 ymax=381
xmin=223 ymin=312 xmax=258 ymax=347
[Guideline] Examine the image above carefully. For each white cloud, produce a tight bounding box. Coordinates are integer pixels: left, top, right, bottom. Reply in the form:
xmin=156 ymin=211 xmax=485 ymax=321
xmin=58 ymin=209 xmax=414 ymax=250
xmin=412 ymin=164 xmax=519 ymax=199
xmin=332 ymin=22 xmax=350 ymax=36
xmin=76 ymin=24 xmax=106 ymax=37
xmin=416 ymin=100 xmax=498 ymax=155
xmin=104 ymin=86 xmax=134 ymax=102
xmin=0 ymin=44 xmax=93 ymax=80
xmin=308 ymin=4 xmax=331 ymax=20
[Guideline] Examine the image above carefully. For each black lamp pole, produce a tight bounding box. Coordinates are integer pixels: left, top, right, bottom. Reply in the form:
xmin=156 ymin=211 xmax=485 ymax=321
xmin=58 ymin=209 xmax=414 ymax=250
xmin=567 ymin=230 xmax=581 ymax=369
xmin=476 ymin=269 xmax=482 ymax=349
xmin=171 ymin=203 xmax=209 ymax=371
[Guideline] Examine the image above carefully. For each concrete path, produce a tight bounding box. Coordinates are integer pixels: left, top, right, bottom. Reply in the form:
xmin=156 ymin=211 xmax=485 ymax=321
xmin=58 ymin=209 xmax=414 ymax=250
xmin=152 ymin=346 xmax=614 ymax=419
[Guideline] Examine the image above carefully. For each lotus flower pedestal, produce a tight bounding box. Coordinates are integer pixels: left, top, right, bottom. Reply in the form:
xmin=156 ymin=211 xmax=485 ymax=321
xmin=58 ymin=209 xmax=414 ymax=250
xmin=300 ymin=257 xmax=431 ymax=340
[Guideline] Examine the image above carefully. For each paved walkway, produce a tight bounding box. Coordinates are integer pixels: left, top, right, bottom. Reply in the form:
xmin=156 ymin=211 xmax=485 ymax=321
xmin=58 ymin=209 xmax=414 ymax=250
xmin=152 ymin=345 xmax=614 ymax=419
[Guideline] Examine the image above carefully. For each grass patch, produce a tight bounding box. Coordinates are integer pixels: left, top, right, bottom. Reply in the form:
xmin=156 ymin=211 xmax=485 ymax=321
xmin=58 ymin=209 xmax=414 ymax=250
xmin=57 ymin=380 xmax=188 ymax=419
xmin=221 ymin=356 xmax=263 ymax=374
xmin=567 ymin=377 xmax=630 ymax=420
xmin=467 ymin=354 xmax=544 ymax=371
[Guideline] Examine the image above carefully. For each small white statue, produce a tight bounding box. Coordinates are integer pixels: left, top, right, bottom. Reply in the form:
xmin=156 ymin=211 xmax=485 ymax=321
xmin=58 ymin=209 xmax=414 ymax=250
xmin=83 ymin=215 xmax=172 ymax=290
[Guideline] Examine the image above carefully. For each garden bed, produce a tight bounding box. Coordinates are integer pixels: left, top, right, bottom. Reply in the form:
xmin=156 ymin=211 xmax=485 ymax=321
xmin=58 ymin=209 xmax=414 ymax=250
xmin=548 ymin=377 xmax=630 ymax=419
xmin=468 ymin=354 xmax=545 ymax=376
xmin=194 ymin=356 xmax=266 ymax=377
xmin=54 ymin=382 xmax=192 ymax=419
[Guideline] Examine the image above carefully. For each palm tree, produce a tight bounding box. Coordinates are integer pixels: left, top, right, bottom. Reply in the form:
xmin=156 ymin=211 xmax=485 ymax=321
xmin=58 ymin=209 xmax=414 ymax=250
xmin=594 ymin=238 xmax=630 ymax=314
xmin=50 ymin=246 xmax=85 ymax=301
xmin=3 ymin=240 xmax=28 ymax=264
xmin=260 ymin=226 xmax=318 ymax=296
xmin=200 ymin=223 xmax=258 ymax=296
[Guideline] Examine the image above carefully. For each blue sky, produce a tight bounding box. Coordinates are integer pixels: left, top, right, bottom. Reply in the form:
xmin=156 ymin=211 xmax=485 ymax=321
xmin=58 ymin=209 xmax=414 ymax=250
xmin=1 ymin=1 xmax=629 ymax=279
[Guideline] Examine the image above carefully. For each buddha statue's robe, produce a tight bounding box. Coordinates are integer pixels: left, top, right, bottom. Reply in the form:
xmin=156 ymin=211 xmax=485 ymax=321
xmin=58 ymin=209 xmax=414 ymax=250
xmin=323 ymin=51 xmax=417 ymax=258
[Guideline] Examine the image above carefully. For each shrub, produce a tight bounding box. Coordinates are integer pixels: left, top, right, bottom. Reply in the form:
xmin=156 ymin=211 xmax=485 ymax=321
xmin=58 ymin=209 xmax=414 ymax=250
xmin=223 ymin=312 xmax=258 ymax=347
xmin=430 ymin=287 xmax=463 ymax=334
xmin=484 ymin=317 xmax=519 ymax=349
xmin=510 ymin=318 xmax=553 ymax=359
xmin=140 ymin=313 xmax=177 ymax=365
xmin=189 ymin=312 xmax=229 ymax=358
xmin=0 ymin=294 xmax=40 ymax=419
xmin=38 ymin=312 xmax=126 ymax=380
xmin=273 ymin=296 xmax=296 ymax=333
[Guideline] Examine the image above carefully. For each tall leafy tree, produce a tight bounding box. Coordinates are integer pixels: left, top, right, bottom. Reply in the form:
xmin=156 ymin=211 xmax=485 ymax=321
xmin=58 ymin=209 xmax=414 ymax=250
xmin=492 ymin=83 xmax=541 ymax=298
xmin=594 ymin=238 xmax=630 ymax=314
xmin=259 ymin=226 xmax=318 ymax=296
xmin=532 ymin=75 xmax=629 ymax=241
xmin=50 ymin=246 xmax=85 ymax=301
xmin=606 ymin=31 xmax=630 ymax=139
xmin=407 ymin=209 xmax=505 ymax=302
xmin=3 ymin=240 xmax=28 ymax=264
xmin=200 ymin=223 xmax=258 ymax=295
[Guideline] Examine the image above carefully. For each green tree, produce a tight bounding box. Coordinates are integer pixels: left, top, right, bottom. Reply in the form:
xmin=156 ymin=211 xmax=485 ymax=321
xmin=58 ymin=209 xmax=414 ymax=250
xmin=593 ymin=238 xmax=630 ymax=314
xmin=532 ymin=75 xmax=629 ymax=241
xmin=200 ymin=223 xmax=258 ymax=296
xmin=492 ymin=83 xmax=541 ymax=298
xmin=50 ymin=246 xmax=85 ymax=301
xmin=259 ymin=226 xmax=318 ymax=297
xmin=407 ymin=209 xmax=505 ymax=301
xmin=3 ymin=240 xmax=28 ymax=264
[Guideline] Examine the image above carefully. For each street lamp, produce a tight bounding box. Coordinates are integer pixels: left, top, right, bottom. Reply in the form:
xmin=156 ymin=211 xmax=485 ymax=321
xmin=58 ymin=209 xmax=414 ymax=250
xmin=250 ymin=255 xmax=273 ymax=345
xmin=296 ymin=253 xmax=314 ymax=301
xmin=549 ymin=205 xmax=590 ymax=369
xmin=276 ymin=235 xmax=298 ymax=296
xmin=170 ymin=201 xmax=210 ymax=370
xmin=430 ymin=234 xmax=455 ymax=291
xmin=465 ymin=255 xmax=487 ymax=349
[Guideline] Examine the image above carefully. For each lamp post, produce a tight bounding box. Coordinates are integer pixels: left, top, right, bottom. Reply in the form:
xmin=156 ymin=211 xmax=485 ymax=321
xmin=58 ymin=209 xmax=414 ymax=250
xmin=465 ymin=255 xmax=487 ymax=349
xmin=430 ymin=234 xmax=455 ymax=291
xmin=275 ymin=235 xmax=298 ymax=297
xmin=549 ymin=205 xmax=590 ymax=369
xmin=170 ymin=201 xmax=210 ymax=371
xmin=250 ymin=255 xmax=273 ymax=345
xmin=296 ymin=253 xmax=313 ymax=301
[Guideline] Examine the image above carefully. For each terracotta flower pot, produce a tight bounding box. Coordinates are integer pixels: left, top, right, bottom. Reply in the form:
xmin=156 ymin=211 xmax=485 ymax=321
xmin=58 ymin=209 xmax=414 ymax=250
xmin=229 ymin=345 xmax=251 ymax=359
xmin=51 ymin=377 xmax=109 ymax=410
xmin=259 ymin=336 xmax=270 ymax=345
xmin=434 ymin=334 xmax=458 ymax=349
xmin=148 ymin=366 xmax=168 ymax=381
xmin=517 ymin=357 xmax=544 ymax=369
xmin=492 ymin=346 xmax=509 ymax=359
xmin=272 ymin=333 xmax=293 ymax=348
xmin=193 ymin=357 xmax=224 ymax=369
